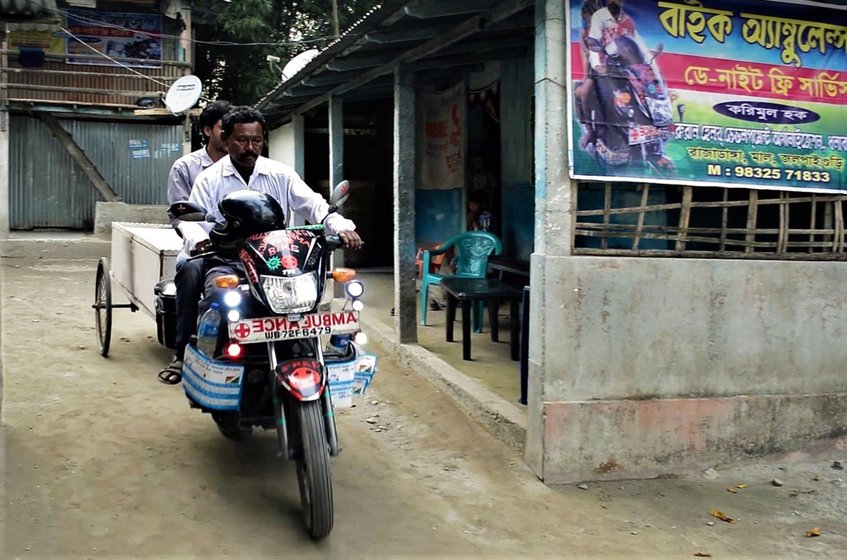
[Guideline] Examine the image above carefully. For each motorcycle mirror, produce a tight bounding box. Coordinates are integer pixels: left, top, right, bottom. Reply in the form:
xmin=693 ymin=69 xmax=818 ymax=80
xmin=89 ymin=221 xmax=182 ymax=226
xmin=651 ymin=42 xmax=665 ymax=63
xmin=585 ymin=37 xmax=604 ymax=53
xmin=168 ymin=201 xmax=208 ymax=222
xmin=329 ymin=180 xmax=350 ymax=207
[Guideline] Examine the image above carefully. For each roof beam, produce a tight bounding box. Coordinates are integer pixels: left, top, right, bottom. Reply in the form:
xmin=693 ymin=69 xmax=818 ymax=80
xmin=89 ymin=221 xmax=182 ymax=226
xmin=411 ymin=46 xmax=527 ymax=70
xmin=436 ymin=34 xmax=532 ymax=57
xmin=404 ymin=0 xmax=492 ymax=19
xmin=293 ymin=0 xmax=533 ymax=116
xmin=325 ymin=34 xmax=531 ymax=72
xmin=364 ymin=24 xmax=451 ymax=44
xmin=302 ymin=70 xmax=364 ymax=87
xmin=325 ymin=52 xmax=398 ymax=71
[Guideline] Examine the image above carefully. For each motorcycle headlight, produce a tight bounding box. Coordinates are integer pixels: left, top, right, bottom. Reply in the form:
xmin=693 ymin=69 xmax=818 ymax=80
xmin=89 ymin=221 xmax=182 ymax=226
xmin=261 ymin=272 xmax=319 ymax=314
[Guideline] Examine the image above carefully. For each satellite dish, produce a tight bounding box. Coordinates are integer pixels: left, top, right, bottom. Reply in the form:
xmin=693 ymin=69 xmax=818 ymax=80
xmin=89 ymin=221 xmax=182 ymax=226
xmin=163 ymin=74 xmax=202 ymax=115
xmin=281 ymin=49 xmax=320 ymax=82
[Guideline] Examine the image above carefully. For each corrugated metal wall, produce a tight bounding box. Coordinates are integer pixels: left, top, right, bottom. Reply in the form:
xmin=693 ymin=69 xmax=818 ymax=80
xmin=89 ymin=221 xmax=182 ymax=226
xmin=10 ymin=114 xmax=182 ymax=230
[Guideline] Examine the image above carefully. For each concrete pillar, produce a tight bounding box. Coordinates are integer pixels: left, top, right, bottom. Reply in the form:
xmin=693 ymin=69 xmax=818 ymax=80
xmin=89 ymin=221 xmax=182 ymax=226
xmin=291 ymin=114 xmax=305 ymax=177
xmin=275 ymin=115 xmax=306 ymax=227
xmin=0 ymin=33 xmax=9 ymax=236
xmin=180 ymin=1 xmax=193 ymax=156
xmin=179 ymin=1 xmax=192 ymax=66
xmin=525 ymin=0 xmax=571 ymax=478
xmin=329 ymin=96 xmax=344 ymax=191
xmin=393 ymin=66 xmax=417 ymax=343
xmin=329 ymin=96 xmax=345 ymax=296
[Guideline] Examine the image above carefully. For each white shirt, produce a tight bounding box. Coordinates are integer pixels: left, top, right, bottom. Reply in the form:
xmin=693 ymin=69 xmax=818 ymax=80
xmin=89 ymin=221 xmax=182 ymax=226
xmin=167 ymin=147 xmax=215 ymax=206
xmin=167 ymin=147 xmax=216 ymax=261
xmin=588 ymin=8 xmax=652 ymax=71
xmin=185 ymin=155 xmax=356 ymax=251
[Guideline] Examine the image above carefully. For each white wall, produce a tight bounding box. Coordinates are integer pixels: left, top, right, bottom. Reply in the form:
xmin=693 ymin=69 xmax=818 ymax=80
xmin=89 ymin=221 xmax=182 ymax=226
xmin=268 ymin=122 xmax=298 ymax=170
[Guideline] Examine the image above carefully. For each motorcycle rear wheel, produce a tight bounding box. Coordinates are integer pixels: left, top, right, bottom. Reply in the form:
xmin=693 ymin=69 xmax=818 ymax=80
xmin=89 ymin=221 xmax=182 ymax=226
xmin=296 ymin=400 xmax=333 ymax=539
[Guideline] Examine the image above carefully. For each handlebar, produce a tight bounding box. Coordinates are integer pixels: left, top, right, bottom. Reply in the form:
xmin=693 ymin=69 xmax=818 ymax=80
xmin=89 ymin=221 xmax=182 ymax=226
xmin=325 ymin=235 xmax=343 ymax=251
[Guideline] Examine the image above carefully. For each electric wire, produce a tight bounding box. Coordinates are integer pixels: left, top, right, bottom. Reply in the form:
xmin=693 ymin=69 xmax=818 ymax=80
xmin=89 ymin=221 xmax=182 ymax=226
xmin=44 ymin=4 xmax=344 ymax=48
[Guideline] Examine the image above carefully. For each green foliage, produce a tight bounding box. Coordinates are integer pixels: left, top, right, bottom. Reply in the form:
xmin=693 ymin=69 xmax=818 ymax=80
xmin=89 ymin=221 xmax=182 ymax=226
xmin=194 ymin=0 xmax=380 ymax=107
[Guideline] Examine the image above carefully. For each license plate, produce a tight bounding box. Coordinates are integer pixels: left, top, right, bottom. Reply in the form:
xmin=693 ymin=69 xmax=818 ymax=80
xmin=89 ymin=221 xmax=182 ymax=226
xmin=228 ymin=311 xmax=360 ymax=344
xmin=628 ymin=125 xmax=662 ymax=145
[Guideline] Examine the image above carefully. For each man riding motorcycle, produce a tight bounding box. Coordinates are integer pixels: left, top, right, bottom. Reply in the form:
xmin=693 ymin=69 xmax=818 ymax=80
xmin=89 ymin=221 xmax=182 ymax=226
xmin=182 ymin=106 xmax=362 ymax=316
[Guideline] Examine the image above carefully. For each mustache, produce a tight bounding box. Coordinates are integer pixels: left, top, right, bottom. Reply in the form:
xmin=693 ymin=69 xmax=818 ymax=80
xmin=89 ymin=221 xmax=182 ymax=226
xmin=240 ymin=151 xmax=258 ymax=159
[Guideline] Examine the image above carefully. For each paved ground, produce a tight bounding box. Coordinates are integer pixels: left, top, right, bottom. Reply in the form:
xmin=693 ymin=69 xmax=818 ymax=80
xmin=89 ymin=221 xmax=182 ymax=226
xmin=3 ymin=256 xmax=847 ymax=558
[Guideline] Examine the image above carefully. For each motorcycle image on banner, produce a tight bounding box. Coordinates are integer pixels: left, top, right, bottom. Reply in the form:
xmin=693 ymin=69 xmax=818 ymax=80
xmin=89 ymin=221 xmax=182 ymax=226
xmin=581 ymin=35 xmax=675 ymax=174
xmin=169 ymin=181 xmax=374 ymax=540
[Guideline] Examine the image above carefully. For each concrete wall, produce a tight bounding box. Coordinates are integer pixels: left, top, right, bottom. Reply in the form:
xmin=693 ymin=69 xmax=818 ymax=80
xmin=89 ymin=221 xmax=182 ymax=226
xmin=537 ymin=256 xmax=847 ymax=483
xmin=269 ymin=122 xmax=297 ymax=169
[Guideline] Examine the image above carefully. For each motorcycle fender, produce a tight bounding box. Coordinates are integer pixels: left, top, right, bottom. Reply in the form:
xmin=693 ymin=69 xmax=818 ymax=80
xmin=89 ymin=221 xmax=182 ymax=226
xmin=276 ymin=358 xmax=326 ymax=401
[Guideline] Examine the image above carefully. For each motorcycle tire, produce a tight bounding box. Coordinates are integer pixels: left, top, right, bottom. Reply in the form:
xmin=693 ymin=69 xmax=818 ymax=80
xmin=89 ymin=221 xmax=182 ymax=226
xmin=211 ymin=411 xmax=253 ymax=441
xmin=296 ymin=400 xmax=333 ymax=539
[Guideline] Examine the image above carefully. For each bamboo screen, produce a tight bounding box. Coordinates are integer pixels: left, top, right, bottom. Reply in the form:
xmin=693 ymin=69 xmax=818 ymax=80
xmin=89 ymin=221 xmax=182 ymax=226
xmin=574 ymin=183 xmax=847 ymax=260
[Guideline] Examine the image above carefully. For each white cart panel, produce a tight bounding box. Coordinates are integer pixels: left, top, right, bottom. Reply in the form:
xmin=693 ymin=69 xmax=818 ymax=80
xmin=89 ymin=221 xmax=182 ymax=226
xmin=111 ymin=222 xmax=182 ymax=317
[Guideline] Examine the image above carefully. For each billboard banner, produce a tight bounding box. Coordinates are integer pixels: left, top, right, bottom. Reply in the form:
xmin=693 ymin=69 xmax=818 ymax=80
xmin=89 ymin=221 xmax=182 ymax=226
xmin=418 ymin=82 xmax=466 ymax=190
xmin=66 ymin=10 xmax=162 ymax=68
xmin=568 ymin=0 xmax=847 ymax=193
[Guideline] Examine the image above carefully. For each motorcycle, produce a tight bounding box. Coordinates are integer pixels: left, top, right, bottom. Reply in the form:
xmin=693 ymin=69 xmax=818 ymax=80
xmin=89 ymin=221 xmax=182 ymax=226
xmin=582 ymin=35 xmax=675 ymax=174
xmin=168 ymin=181 xmax=370 ymax=540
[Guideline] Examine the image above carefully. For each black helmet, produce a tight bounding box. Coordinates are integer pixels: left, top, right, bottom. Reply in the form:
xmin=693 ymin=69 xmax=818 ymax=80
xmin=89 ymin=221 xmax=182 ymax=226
xmin=210 ymin=190 xmax=286 ymax=246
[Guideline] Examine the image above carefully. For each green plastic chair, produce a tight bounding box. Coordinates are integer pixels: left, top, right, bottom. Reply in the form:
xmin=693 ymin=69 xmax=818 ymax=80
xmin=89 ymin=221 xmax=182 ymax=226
xmin=420 ymin=231 xmax=503 ymax=330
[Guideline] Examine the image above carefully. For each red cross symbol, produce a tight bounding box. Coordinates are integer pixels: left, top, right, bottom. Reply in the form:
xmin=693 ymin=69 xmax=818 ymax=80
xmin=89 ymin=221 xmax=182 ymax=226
xmin=233 ymin=323 xmax=251 ymax=338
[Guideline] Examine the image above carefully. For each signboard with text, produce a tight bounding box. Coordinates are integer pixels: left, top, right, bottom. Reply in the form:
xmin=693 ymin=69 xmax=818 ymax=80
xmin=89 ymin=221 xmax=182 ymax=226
xmin=568 ymin=0 xmax=847 ymax=193
xmin=66 ymin=9 xmax=162 ymax=68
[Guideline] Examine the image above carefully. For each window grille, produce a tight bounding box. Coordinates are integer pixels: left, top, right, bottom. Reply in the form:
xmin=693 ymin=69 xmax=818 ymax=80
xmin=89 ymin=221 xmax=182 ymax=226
xmin=574 ymin=183 xmax=847 ymax=260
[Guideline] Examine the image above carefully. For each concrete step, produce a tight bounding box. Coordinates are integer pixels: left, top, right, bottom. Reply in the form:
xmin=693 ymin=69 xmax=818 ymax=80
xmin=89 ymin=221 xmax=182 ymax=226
xmin=1 ymin=232 xmax=110 ymax=260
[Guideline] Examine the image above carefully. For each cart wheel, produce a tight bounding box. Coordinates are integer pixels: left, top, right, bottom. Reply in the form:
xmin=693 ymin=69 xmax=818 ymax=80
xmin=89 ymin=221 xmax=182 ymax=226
xmin=94 ymin=257 xmax=112 ymax=357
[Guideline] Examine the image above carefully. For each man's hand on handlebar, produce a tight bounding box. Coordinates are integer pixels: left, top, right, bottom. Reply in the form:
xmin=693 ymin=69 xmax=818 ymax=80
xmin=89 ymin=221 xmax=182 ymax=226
xmin=338 ymin=230 xmax=363 ymax=250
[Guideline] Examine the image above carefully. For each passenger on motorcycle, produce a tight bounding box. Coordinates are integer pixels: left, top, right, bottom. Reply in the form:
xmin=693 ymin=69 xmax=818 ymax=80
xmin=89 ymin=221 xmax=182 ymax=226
xmin=159 ymin=100 xmax=232 ymax=385
xmin=185 ymin=106 xmax=363 ymax=321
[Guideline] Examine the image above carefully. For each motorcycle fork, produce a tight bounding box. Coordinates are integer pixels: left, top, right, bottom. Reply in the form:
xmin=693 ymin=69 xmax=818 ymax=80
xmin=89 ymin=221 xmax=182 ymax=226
xmin=267 ymin=340 xmax=341 ymax=459
xmin=267 ymin=341 xmax=290 ymax=459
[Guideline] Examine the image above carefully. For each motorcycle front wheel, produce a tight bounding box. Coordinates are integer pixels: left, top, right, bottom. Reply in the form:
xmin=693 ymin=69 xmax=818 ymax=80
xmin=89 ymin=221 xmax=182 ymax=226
xmin=296 ymin=400 xmax=333 ymax=539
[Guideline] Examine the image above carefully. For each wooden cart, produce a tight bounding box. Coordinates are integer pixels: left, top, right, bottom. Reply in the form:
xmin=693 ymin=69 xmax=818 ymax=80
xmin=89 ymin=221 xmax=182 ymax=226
xmin=92 ymin=222 xmax=183 ymax=356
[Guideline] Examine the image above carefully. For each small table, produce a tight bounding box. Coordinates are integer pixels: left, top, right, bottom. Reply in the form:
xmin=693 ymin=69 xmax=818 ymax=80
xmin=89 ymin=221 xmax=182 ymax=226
xmin=487 ymin=256 xmax=530 ymax=282
xmin=441 ymin=277 xmax=522 ymax=361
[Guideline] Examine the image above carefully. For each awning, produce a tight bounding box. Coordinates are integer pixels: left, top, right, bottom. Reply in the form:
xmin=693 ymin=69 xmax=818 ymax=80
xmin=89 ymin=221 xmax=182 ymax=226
xmin=255 ymin=0 xmax=535 ymax=125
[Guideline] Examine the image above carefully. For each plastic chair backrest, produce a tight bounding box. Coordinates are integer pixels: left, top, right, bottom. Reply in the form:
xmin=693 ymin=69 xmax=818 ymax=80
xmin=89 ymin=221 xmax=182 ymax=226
xmin=451 ymin=231 xmax=503 ymax=277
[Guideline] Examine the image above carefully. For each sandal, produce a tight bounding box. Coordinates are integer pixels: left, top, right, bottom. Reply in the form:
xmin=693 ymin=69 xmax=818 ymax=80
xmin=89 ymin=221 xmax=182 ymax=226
xmin=157 ymin=359 xmax=183 ymax=385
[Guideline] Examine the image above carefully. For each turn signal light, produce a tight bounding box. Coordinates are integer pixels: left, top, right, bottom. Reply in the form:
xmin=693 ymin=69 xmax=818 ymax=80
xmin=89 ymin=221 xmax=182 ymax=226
xmin=332 ymin=268 xmax=357 ymax=283
xmin=215 ymin=275 xmax=240 ymax=289
xmin=225 ymin=342 xmax=243 ymax=359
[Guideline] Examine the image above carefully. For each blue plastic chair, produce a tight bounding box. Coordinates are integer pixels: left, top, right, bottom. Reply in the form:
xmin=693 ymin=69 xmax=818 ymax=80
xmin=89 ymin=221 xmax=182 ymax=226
xmin=420 ymin=231 xmax=503 ymax=330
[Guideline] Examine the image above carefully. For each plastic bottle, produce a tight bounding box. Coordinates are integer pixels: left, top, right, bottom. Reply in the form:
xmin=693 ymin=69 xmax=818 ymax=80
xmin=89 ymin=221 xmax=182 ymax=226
xmin=197 ymin=302 xmax=221 ymax=357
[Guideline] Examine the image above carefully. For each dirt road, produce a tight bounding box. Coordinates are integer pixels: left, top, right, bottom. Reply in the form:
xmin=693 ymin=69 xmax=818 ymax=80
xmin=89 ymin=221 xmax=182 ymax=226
xmin=3 ymin=257 xmax=846 ymax=558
